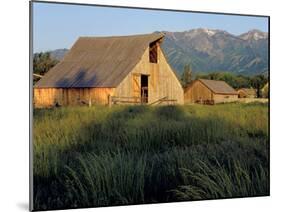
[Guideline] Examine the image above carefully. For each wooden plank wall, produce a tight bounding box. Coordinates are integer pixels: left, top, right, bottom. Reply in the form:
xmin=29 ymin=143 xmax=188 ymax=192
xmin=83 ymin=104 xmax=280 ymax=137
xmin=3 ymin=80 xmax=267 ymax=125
xmin=237 ymin=90 xmax=247 ymax=98
xmin=34 ymin=41 xmax=184 ymax=107
xmin=115 ymin=43 xmax=184 ymax=105
xmin=34 ymin=88 xmax=115 ymax=108
xmin=213 ymin=94 xmax=238 ymax=103
xmin=184 ymin=80 xmax=238 ymax=104
xmin=184 ymin=81 xmax=213 ymax=103
xmin=237 ymin=89 xmax=256 ymax=98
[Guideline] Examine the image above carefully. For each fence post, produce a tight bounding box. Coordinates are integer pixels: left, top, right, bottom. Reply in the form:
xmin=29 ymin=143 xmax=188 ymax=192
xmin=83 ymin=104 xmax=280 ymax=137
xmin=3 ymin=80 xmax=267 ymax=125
xmin=108 ymin=94 xmax=112 ymax=107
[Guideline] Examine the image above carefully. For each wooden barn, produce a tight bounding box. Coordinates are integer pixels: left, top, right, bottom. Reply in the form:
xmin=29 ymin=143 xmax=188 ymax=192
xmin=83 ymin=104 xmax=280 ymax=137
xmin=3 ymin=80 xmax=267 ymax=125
xmin=184 ymin=79 xmax=238 ymax=104
xmin=237 ymin=88 xmax=257 ymax=98
xmin=34 ymin=33 xmax=184 ymax=107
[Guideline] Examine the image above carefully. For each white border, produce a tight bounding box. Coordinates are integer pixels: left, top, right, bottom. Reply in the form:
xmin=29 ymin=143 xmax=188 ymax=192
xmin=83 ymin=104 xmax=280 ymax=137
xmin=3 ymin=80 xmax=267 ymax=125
xmin=1 ymin=0 xmax=280 ymax=212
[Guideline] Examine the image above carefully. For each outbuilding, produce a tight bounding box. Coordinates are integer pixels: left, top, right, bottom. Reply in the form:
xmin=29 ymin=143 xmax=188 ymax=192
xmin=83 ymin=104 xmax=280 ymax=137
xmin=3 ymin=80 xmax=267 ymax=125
xmin=184 ymin=79 xmax=238 ymax=104
xmin=237 ymin=88 xmax=257 ymax=98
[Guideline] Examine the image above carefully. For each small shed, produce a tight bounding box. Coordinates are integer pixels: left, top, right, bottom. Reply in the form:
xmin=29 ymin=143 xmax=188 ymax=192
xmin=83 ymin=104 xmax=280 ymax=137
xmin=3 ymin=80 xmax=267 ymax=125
xmin=34 ymin=33 xmax=184 ymax=107
xmin=184 ymin=79 xmax=238 ymax=104
xmin=237 ymin=88 xmax=257 ymax=98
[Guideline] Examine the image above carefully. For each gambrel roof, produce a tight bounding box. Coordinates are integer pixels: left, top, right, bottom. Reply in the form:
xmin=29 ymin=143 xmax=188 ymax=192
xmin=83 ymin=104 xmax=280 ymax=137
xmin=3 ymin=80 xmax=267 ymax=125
xmin=35 ymin=33 xmax=164 ymax=88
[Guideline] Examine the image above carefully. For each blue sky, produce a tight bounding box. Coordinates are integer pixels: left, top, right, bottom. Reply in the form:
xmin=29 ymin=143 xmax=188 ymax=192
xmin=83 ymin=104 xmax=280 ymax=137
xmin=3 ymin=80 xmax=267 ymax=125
xmin=33 ymin=2 xmax=268 ymax=52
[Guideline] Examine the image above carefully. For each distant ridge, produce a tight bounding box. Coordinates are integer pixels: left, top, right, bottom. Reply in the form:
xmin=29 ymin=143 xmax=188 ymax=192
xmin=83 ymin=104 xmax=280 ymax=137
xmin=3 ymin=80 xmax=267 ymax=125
xmin=161 ymin=28 xmax=268 ymax=76
xmin=36 ymin=28 xmax=268 ymax=76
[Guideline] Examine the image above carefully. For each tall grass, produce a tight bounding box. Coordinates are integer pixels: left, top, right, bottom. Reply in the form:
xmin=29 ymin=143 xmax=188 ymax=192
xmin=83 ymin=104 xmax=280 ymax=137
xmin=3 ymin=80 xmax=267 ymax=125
xmin=33 ymin=103 xmax=269 ymax=210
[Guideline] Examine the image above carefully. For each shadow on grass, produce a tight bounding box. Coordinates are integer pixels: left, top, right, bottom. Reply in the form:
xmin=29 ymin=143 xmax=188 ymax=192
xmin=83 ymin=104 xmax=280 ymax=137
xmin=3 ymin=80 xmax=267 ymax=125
xmin=33 ymin=105 xmax=269 ymax=210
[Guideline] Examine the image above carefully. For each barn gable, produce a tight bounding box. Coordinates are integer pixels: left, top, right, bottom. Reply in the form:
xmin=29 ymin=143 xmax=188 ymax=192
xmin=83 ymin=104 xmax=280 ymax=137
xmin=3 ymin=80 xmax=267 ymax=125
xmin=35 ymin=33 xmax=164 ymax=88
xmin=115 ymin=41 xmax=184 ymax=104
xmin=34 ymin=33 xmax=184 ymax=107
xmin=237 ymin=88 xmax=257 ymax=98
xmin=184 ymin=79 xmax=238 ymax=104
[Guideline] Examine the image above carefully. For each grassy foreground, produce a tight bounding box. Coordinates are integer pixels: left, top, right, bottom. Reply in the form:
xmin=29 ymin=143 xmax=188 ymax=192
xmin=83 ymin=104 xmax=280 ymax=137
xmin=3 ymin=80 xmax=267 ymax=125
xmin=33 ymin=103 xmax=269 ymax=210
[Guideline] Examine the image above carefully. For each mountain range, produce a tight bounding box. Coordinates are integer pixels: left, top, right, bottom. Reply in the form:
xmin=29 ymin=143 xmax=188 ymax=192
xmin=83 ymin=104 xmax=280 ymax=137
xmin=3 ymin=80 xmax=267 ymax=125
xmin=47 ymin=28 xmax=268 ymax=76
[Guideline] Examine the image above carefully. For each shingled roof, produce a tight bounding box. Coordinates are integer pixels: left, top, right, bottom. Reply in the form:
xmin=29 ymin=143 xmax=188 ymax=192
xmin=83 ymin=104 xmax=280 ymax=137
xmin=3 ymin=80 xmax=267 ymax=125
xmin=199 ymin=79 xmax=238 ymax=94
xmin=35 ymin=33 xmax=164 ymax=88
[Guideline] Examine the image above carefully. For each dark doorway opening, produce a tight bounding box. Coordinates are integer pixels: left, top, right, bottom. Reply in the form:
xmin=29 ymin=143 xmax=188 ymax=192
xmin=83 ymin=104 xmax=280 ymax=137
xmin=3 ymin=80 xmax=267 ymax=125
xmin=141 ymin=75 xmax=148 ymax=103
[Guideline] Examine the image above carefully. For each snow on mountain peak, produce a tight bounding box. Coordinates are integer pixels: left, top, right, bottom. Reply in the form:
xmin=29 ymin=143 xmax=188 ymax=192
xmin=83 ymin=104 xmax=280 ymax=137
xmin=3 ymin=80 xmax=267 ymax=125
xmin=239 ymin=30 xmax=268 ymax=41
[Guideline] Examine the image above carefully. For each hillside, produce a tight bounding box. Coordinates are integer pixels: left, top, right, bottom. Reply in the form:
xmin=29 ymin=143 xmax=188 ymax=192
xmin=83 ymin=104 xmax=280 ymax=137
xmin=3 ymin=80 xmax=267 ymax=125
xmin=40 ymin=29 xmax=268 ymax=76
xmin=161 ymin=29 xmax=268 ymax=76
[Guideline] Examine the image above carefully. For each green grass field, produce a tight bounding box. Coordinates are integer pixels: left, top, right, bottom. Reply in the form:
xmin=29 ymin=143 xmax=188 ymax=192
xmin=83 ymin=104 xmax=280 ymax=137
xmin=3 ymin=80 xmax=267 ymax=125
xmin=33 ymin=103 xmax=269 ymax=210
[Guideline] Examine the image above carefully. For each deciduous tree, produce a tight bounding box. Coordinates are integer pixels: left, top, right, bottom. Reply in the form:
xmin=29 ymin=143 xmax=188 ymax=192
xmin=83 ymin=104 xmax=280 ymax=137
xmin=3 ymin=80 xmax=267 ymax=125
xmin=181 ymin=64 xmax=192 ymax=88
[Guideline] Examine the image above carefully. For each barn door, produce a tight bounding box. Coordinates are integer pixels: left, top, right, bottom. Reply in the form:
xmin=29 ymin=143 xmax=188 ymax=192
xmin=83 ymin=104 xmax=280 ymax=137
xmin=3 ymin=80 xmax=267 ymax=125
xmin=141 ymin=75 xmax=149 ymax=103
xmin=132 ymin=74 xmax=141 ymax=101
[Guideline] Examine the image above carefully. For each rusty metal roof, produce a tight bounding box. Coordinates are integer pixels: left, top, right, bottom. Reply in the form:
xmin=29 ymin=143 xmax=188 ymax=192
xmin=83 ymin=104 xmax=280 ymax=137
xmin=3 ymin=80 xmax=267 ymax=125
xmin=35 ymin=33 xmax=164 ymax=88
xmin=199 ymin=79 xmax=238 ymax=94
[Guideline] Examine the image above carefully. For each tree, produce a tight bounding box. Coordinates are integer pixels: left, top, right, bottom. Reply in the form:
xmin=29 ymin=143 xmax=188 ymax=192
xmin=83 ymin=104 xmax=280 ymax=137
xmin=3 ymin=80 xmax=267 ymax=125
xmin=195 ymin=71 xmax=254 ymax=89
xmin=262 ymin=83 xmax=269 ymax=98
xmin=33 ymin=52 xmax=59 ymax=76
xmin=250 ymin=75 xmax=268 ymax=98
xmin=181 ymin=64 xmax=192 ymax=88
xmin=235 ymin=75 xmax=251 ymax=89
xmin=195 ymin=72 xmax=269 ymax=95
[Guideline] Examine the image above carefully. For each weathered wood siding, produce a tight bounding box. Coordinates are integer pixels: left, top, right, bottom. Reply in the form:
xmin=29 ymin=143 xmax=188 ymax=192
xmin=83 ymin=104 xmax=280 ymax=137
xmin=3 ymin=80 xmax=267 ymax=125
xmin=213 ymin=93 xmax=238 ymax=103
xmin=184 ymin=80 xmax=238 ymax=104
xmin=34 ymin=42 xmax=184 ymax=107
xmin=184 ymin=80 xmax=213 ymax=103
xmin=115 ymin=44 xmax=184 ymax=104
xmin=237 ymin=90 xmax=247 ymax=98
xmin=34 ymin=88 xmax=115 ymax=108
xmin=237 ymin=89 xmax=256 ymax=98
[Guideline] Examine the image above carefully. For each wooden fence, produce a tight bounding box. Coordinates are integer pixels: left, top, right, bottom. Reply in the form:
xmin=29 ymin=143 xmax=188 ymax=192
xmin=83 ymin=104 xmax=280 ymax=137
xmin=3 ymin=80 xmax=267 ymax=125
xmin=108 ymin=95 xmax=177 ymax=106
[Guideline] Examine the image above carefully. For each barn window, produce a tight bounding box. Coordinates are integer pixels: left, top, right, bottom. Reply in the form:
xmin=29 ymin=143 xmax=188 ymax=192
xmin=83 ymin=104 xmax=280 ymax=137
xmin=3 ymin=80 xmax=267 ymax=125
xmin=149 ymin=41 xmax=158 ymax=63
